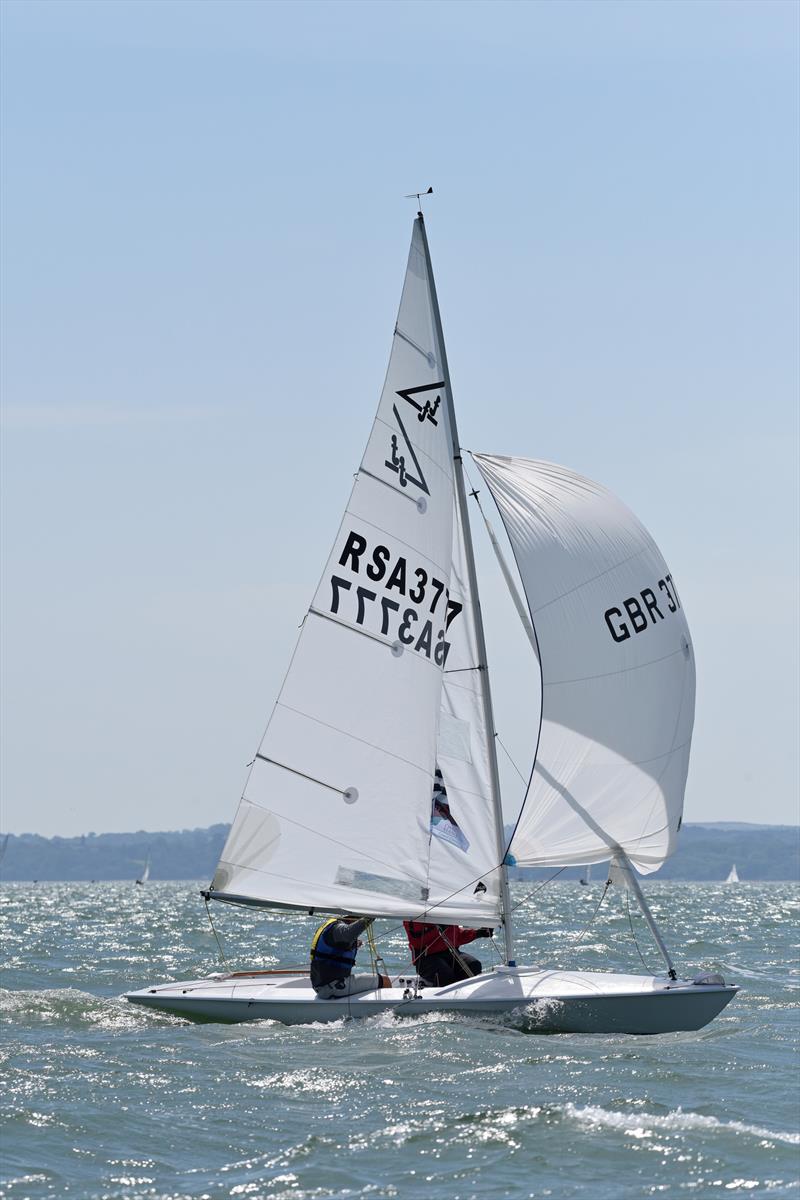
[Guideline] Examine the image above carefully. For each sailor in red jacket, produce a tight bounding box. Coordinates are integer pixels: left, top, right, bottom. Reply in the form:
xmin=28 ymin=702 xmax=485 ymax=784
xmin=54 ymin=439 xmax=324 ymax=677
xmin=403 ymin=921 xmax=495 ymax=987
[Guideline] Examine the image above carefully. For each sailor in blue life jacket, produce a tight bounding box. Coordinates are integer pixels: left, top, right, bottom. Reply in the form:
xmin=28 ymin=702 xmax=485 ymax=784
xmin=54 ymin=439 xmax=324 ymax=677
xmin=310 ymin=915 xmax=391 ymax=998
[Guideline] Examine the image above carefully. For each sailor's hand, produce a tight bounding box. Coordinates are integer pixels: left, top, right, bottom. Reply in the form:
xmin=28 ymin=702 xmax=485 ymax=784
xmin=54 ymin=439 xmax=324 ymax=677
xmin=476 ymin=928 xmax=495 ymax=938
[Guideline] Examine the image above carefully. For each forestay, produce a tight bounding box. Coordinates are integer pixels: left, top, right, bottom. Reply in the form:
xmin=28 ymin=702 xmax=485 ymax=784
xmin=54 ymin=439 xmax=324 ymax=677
xmin=211 ymin=220 xmax=501 ymax=923
xmin=425 ymin=485 xmax=502 ymax=919
xmin=473 ymin=455 xmax=696 ymax=874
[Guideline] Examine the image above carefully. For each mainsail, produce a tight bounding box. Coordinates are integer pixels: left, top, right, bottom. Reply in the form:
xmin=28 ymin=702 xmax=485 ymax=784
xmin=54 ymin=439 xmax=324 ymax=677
xmin=211 ymin=220 xmax=502 ymax=923
xmin=473 ymin=454 xmax=696 ymax=875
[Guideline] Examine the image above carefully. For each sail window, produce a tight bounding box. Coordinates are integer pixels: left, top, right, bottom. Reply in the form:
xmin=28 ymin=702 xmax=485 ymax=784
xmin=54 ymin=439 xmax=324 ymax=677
xmin=334 ymin=867 xmax=426 ymax=903
xmin=437 ymin=712 xmax=472 ymax=763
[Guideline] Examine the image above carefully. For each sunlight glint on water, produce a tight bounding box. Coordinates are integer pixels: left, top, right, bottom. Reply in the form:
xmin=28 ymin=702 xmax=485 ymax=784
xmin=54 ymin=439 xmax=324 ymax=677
xmin=1 ymin=881 xmax=798 ymax=1199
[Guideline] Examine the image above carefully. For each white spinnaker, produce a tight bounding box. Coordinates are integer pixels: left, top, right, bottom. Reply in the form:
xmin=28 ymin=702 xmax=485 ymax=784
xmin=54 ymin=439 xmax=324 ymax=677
xmin=212 ymin=219 xmax=499 ymax=922
xmin=473 ymin=454 xmax=696 ymax=875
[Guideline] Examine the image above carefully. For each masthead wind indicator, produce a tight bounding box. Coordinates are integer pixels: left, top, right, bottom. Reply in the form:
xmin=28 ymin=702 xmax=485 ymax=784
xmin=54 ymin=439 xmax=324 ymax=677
xmin=405 ymin=186 xmax=433 ymax=215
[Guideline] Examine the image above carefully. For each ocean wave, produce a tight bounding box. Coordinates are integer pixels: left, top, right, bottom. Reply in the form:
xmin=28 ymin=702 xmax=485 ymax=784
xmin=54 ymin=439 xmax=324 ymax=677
xmin=0 ymin=987 xmax=177 ymax=1031
xmin=560 ymin=1102 xmax=800 ymax=1145
xmin=346 ymin=1100 xmax=800 ymax=1154
xmin=717 ymin=963 xmax=800 ymax=989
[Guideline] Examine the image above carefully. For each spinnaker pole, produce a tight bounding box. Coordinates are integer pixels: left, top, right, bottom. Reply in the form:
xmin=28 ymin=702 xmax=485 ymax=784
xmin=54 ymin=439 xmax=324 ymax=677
xmin=417 ymin=213 xmax=516 ymax=965
xmin=611 ymin=852 xmax=678 ymax=980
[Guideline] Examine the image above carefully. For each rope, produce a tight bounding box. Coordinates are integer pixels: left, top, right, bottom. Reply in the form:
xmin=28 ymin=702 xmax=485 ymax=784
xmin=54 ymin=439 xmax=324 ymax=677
xmin=569 ymin=880 xmax=611 ymax=949
xmin=507 ymin=867 xmax=567 ymax=914
xmin=365 ymin=920 xmax=389 ymax=980
xmin=204 ymin=896 xmax=228 ymax=964
xmin=625 ymin=891 xmax=657 ymax=973
xmin=486 ymin=932 xmax=504 ymax=963
xmin=495 ymin=732 xmax=528 ymax=788
xmin=436 ymin=924 xmax=480 ymax=977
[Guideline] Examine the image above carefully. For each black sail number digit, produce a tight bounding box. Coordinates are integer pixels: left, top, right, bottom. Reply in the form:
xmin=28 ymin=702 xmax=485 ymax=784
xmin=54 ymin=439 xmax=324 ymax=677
xmin=330 ymin=575 xmax=352 ymax=613
xmin=409 ymin=568 xmax=427 ymax=605
xmin=398 ymin=608 xmax=418 ymax=645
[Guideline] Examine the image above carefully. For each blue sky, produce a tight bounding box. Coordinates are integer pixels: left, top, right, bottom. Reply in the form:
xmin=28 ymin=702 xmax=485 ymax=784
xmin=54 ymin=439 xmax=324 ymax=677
xmin=1 ymin=0 xmax=797 ymax=837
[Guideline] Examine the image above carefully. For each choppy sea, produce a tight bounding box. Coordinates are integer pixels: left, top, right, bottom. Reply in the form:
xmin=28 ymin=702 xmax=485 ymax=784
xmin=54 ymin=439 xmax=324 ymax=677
xmin=1 ymin=881 xmax=798 ymax=1200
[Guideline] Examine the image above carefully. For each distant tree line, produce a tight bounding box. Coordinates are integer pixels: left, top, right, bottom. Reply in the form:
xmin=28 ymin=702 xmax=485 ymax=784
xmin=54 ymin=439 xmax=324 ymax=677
xmin=503 ymin=823 xmax=799 ymax=883
xmin=0 ymin=824 xmax=229 ymax=883
xmin=0 ymin=822 xmax=797 ymax=883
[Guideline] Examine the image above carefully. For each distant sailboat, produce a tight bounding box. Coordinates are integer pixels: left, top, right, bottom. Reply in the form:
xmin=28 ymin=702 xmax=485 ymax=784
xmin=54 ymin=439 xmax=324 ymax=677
xmin=726 ymin=864 xmax=739 ymax=883
xmin=135 ymin=855 xmax=150 ymax=887
xmin=127 ymin=213 xmax=737 ymax=1032
xmin=579 ymin=865 xmax=592 ymax=886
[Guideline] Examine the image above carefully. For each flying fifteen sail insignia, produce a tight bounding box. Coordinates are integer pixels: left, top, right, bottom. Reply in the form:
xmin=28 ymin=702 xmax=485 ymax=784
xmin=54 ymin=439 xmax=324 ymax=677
xmin=385 ymin=403 xmax=430 ymax=494
xmin=396 ymin=381 xmax=445 ymax=424
xmin=384 ymin=381 xmax=445 ymax=495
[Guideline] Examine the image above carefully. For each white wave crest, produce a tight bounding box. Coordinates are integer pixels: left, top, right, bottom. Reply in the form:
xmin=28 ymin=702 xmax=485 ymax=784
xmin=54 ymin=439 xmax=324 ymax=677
xmin=562 ymin=1102 xmax=800 ymax=1145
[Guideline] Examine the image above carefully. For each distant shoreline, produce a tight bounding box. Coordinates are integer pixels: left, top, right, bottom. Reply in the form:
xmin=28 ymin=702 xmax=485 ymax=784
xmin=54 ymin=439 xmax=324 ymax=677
xmin=1 ymin=822 xmax=797 ymax=884
xmin=3 ymin=877 xmax=798 ymax=885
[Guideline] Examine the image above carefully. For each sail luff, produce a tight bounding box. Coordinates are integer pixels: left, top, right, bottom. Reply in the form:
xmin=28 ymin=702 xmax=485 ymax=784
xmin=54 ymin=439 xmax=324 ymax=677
xmin=416 ymin=215 xmax=515 ymax=963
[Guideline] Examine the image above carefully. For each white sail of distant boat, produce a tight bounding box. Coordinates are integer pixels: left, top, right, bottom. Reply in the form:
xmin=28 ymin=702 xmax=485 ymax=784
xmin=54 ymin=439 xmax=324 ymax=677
xmin=127 ymin=212 xmax=737 ymax=1033
xmin=726 ymin=864 xmax=739 ymax=883
xmin=136 ymin=854 xmax=150 ymax=886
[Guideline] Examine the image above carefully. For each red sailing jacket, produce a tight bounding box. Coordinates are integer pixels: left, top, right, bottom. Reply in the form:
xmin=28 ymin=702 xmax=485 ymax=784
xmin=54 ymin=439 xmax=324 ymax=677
xmin=404 ymin=921 xmax=480 ymax=962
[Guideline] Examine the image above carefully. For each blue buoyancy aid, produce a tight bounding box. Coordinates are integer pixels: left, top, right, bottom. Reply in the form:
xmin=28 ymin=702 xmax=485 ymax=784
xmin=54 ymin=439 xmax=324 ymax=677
xmin=310 ymin=918 xmax=357 ymax=977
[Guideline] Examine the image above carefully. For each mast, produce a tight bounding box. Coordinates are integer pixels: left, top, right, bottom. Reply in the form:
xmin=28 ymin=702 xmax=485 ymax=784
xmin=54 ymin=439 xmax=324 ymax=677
xmin=417 ymin=214 xmax=516 ymax=964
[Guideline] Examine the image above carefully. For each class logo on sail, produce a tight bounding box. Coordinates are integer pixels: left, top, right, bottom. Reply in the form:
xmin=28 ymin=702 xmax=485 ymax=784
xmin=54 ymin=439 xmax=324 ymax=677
xmin=384 ymin=381 xmax=445 ymax=495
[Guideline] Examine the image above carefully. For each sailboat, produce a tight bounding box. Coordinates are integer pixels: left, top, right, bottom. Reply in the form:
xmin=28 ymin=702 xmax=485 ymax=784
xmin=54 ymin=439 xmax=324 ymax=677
xmin=135 ymin=854 xmax=150 ymax=887
xmin=726 ymin=864 xmax=740 ymax=883
xmin=127 ymin=213 xmax=737 ymax=1032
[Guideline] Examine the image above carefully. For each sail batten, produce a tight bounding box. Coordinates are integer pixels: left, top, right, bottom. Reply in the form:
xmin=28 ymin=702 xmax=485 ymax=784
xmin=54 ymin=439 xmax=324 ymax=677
xmin=474 ymin=453 xmax=696 ymax=875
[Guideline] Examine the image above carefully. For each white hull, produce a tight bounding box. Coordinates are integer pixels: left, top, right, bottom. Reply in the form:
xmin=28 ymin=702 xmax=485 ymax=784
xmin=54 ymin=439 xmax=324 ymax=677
xmin=127 ymin=966 xmax=737 ymax=1034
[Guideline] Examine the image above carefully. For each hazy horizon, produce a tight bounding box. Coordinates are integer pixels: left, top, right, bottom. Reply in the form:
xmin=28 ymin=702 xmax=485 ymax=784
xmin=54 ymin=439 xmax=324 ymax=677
xmin=5 ymin=818 xmax=799 ymax=840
